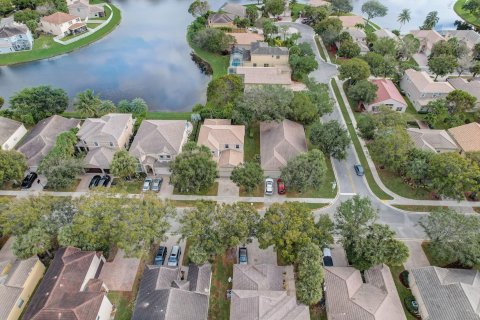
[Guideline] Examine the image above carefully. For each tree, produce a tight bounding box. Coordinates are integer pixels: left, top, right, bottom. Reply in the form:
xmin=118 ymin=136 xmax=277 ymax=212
xmin=428 ymin=152 xmax=480 ymax=200
xmin=110 ymin=150 xmax=137 ymax=178
xmin=357 ymin=116 xmax=376 ymax=140
xmin=0 ymin=96 xmax=4 ymax=108
xmin=372 ymin=37 xmax=397 ymax=56
xmin=206 ymin=74 xmax=244 ymax=109
xmin=169 ymin=142 xmax=217 ymax=193
xmin=372 ymin=106 xmax=408 ymax=128
xmin=296 ymin=243 xmax=324 ymax=305
xmin=314 ymin=17 xmax=342 ymax=45
xmin=39 ymin=157 xmax=84 ymax=191
xmin=233 ymin=85 xmax=293 ymax=125
xmin=370 ymin=126 xmax=411 ymax=173
xmin=303 ymin=5 xmax=329 ymax=25
xmin=397 ymin=34 xmax=420 ymax=60
xmin=310 ymin=121 xmax=350 ymax=160
xmin=337 ymin=40 xmax=361 ymax=58
xmin=230 ymin=161 xmax=263 ymax=192
xmin=424 ymin=99 xmax=451 ymax=128
xmin=188 ymin=0 xmax=209 ymax=17
xmin=419 ymin=208 xmax=480 ymax=267
xmin=246 ymin=5 xmax=258 ymax=24
xmin=288 ymin=91 xmax=318 ymax=124
xmin=264 ymin=0 xmax=285 ymax=16
xmin=402 ymin=148 xmax=433 ymax=187
xmin=362 ymin=52 xmax=396 ymax=77
xmin=13 ymin=226 xmax=53 ymax=259
xmin=289 ymin=43 xmax=318 ymax=81
xmin=446 ymin=89 xmax=477 ymax=114
xmin=338 ymin=58 xmax=371 ymax=83
xmin=216 ymin=203 xmax=260 ymax=250
xmin=280 ymin=149 xmax=327 ymax=192
xmin=0 ymin=150 xmax=27 ymax=186
xmin=9 ymin=85 xmax=68 ymax=124
xmin=397 ymin=9 xmax=411 ymax=31
xmin=98 ymin=100 xmax=116 ymax=115
xmin=262 ymin=20 xmax=278 ymax=40
xmin=428 ymin=54 xmax=457 ymax=80
xmin=117 ymin=98 xmax=148 ymax=117
xmin=347 ymin=79 xmax=378 ymax=104
xmin=305 ymin=79 xmax=334 ymax=116
xmin=192 ymin=28 xmax=234 ymax=53
xmin=0 ymin=0 xmax=13 ymax=16
xmin=471 ymin=61 xmax=480 ymax=77
xmin=331 ymin=0 xmax=352 ymax=13
xmin=361 ymin=0 xmax=388 ymax=25
xmin=455 ymin=54 xmax=473 ymax=76
xmin=257 ymin=202 xmax=333 ymax=263
xmin=462 ymin=0 xmax=480 ymax=16
xmin=74 ymin=89 xmax=102 ymax=118
xmin=421 ymin=11 xmax=439 ymax=30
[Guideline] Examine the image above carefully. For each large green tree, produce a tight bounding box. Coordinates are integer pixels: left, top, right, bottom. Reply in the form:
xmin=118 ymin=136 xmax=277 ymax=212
xmin=331 ymin=0 xmax=352 ymax=13
xmin=296 ymin=243 xmax=324 ymax=305
xmin=110 ymin=150 xmax=137 ymax=178
xmin=39 ymin=157 xmax=84 ymax=191
xmin=362 ymin=52 xmax=397 ymax=77
xmin=370 ymin=126 xmax=411 ymax=173
xmin=347 ymin=79 xmax=378 ymax=105
xmin=206 ymin=74 xmax=244 ymax=109
xmin=421 ymin=11 xmax=439 ymax=30
xmin=446 ymin=89 xmax=477 ymax=114
xmin=372 ymin=37 xmax=397 ymax=56
xmin=74 ymin=89 xmax=102 ymax=118
xmin=310 ymin=121 xmax=351 ymax=160
xmin=169 ymin=142 xmax=217 ymax=193
xmin=288 ymin=91 xmax=318 ymax=125
xmin=361 ymin=0 xmax=388 ymax=25
xmin=337 ymin=40 xmax=361 ymax=59
xmin=280 ymin=149 xmax=327 ymax=192
xmin=305 ymin=79 xmax=334 ymax=116
xmin=230 ymin=161 xmax=263 ymax=192
xmin=338 ymin=58 xmax=371 ymax=83
xmin=0 ymin=150 xmax=27 ymax=186
xmin=9 ymin=85 xmax=68 ymax=124
xmin=264 ymin=0 xmax=285 ymax=16
xmin=315 ymin=17 xmax=342 ymax=45
xmin=397 ymin=9 xmax=411 ymax=31
xmin=257 ymin=202 xmax=333 ymax=263
xmin=117 ymin=98 xmax=148 ymax=117
xmin=192 ymin=28 xmax=234 ymax=53
xmin=289 ymin=43 xmax=318 ymax=81
xmin=187 ymin=0 xmax=209 ymax=17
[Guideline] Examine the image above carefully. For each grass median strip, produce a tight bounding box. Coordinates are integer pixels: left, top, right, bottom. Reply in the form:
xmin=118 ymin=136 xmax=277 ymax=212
xmin=330 ymin=79 xmax=393 ymax=200
xmin=314 ymin=36 xmax=327 ymax=61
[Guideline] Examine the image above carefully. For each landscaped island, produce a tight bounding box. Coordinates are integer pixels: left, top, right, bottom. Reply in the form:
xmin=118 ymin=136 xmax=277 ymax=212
xmin=0 ymin=2 xmax=121 ymax=66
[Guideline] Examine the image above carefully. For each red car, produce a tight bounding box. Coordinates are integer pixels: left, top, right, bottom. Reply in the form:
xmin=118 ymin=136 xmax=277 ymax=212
xmin=277 ymin=178 xmax=286 ymax=194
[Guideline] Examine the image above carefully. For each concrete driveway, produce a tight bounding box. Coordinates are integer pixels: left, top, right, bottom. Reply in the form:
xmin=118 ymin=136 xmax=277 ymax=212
xmin=160 ymin=175 xmax=174 ymax=196
xmin=403 ymin=240 xmax=431 ymax=270
xmin=242 ymin=238 xmax=277 ymax=265
xmin=217 ymin=178 xmax=238 ymax=199
xmin=159 ymin=233 xmax=186 ymax=267
xmin=76 ymin=173 xmax=98 ymax=192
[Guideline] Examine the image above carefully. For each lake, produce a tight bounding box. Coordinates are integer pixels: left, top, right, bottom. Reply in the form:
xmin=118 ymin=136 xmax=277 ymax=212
xmin=0 ymin=0 xmax=244 ymax=111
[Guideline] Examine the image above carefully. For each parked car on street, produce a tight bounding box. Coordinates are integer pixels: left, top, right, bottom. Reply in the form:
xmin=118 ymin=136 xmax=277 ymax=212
xmin=88 ymin=175 xmax=101 ymax=188
xmin=154 ymin=246 xmax=167 ymax=265
xmin=151 ymin=177 xmax=163 ymax=192
xmin=142 ymin=178 xmax=152 ymax=192
xmin=21 ymin=172 xmax=37 ymax=189
xmin=265 ymin=178 xmax=274 ymax=195
xmin=239 ymin=247 xmax=248 ymax=265
xmin=98 ymin=175 xmax=111 ymax=187
xmin=167 ymin=245 xmax=182 ymax=266
xmin=354 ymin=164 xmax=364 ymax=176
xmin=277 ymin=178 xmax=285 ymax=194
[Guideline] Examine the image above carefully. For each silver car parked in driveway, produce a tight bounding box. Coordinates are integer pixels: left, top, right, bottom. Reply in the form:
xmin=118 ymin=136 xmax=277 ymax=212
xmin=151 ymin=177 xmax=163 ymax=192
xmin=265 ymin=178 xmax=274 ymax=195
xmin=142 ymin=178 xmax=152 ymax=192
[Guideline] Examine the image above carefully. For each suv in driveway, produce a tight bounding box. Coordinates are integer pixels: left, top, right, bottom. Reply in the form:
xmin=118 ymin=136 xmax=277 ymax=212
xmin=151 ymin=177 xmax=163 ymax=192
xmin=21 ymin=172 xmax=37 ymax=189
xmin=239 ymin=247 xmax=248 ymax=265
xmin=167 ymin=246 xmax=182 ymax=266
xmin=154 ymin=246 xmax=167 ymax=265
xmin=142 ymin=178 xmax=152 ymax=192
xmin=265 ymin=178 xmax=274 ymax=195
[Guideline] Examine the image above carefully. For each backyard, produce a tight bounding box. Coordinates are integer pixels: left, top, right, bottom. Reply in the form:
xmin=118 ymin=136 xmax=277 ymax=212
xmin=389 ymin=265 xmax=418 ymax=320
xmin=208 ymin=250 xmax=235 ymax=320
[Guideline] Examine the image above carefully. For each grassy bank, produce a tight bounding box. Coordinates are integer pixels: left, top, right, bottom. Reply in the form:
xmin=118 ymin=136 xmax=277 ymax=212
xmin=62 ymin=111 xmax=192 ymax=120
xmin=330 ymin=79 xmax=393 ymax=200
xmin=189 ymin=43 xmax=229 ymax=79
xmin=0 ymin=4 xmax=121 ymax=66
xmin=454 ymin=0 xmax=480 ymax=27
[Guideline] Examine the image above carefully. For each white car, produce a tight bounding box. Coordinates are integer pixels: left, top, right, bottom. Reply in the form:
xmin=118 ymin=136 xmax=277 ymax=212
xmin=265 ymin=178 xmax=274 ymax=195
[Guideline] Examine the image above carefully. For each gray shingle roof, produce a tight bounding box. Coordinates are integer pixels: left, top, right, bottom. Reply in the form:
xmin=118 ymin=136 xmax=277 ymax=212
xmin=410 ymin=266 xmax=480 ymax=320
xmin=219 ymin=2 xmax=246 ymax=18
xmin=251 ymin=42 xmax=289 ymax=56
xmin=0 ymin=23 xmax=29 ymax=38
xmin=208 ymin=13 xmax=235 ymax=24
xmin=133 ymin=264 xmax=211 ymax=320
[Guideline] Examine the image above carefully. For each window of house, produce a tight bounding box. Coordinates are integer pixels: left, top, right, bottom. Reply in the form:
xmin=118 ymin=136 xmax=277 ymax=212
xmin=236 ymin=145 xmax=240 ymax=149
xmin=166 ymin=155 xmax=171 ymax=159
xmin=225 ymin=144 xmax=229 ymax=148
xmin=159 ymin=155 xmax=164 ymax=159
xmin=396 ymin=107 xmax=403 ymax=112
xmin=94 ymin=142 xmax=98 ymax=146
xmin=109 ymin=142 xmax=113 ymax=147
xmin=264 ymin=64 xmax=269 ymax=67
xmin=17 ymin=299 xmax=24 ymax=308
xmin=372 ymin=106 xmax=379 ymax=112
xmin=253 ymin=63 xmax=257 ymax=67
xmin=276 ymin=55 xmax=280 ymax=59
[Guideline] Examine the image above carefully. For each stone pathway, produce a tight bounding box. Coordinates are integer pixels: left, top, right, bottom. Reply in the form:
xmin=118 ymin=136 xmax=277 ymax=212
xmin=403 ymin=240 xmax=431 ymax=270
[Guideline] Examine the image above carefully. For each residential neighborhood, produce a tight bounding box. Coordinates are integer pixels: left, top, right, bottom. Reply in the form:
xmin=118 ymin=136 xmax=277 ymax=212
xmin=0 ymin=0 xmax=480 ymax=319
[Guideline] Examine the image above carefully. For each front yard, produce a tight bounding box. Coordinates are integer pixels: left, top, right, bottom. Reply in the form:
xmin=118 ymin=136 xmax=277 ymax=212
xmin=173 ymin=182 xmax=218 ymax=196
xmin=110 ymin=178 xmax=144 ymax=194
xmin=208 ymin=250 xmax=235 ymax=320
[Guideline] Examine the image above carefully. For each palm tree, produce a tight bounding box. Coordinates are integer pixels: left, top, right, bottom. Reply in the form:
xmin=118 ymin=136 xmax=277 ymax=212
xmin=421 ymin=11 xmax=439 ymax=30
xmin=73 ymin=89 xmax=102 ymax=118
xmin=397 ymin=9 xmax=411 ymax=32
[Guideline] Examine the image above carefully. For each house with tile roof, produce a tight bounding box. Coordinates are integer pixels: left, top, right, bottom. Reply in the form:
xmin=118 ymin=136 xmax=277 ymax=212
xmin=442 ymin=30 xmax=480 ymax=52
xmin=244 ymin=42 xmax=289 ymax=69
xmin=219 ymin=2 xmax=246 ymax=19
xmin=409 ymin=266 xmax=480 ymax=320
xmin=410 ymin=30 xmax=445 ymax=56
xmin=400 ymin=69 xmax=454 ymax=111
xmin=447 ymin=78 xmax=480 ymax=109
xmin=40 ymin=12 xmax=86 ymax=37
xmin=208 ymin=13 xmax=235 ymax=28
xmin=0 ymin=23 xmax=33 ymax=54
xmin=17 ymin=115 xmax=81 ymax=171
xmin=23 ymin=247 xmax=112 ymax=320
xmin=0 ymin=238 xmax=45 ymax=320
xmin=0 ymin=117 xmax=27 ymax=151
xmin=324 ymin=264 xmax=406 ymax=320
xmin=230 ymin=264 xmax=310 ymax=320
xmin=132 ymin=264 xmax=211 ymax=320
xmin=374 ymin=29 xmax=398 ymax=40
xmin=260 ymin=119 xmax=307 ymax=175
xmin=338 ymin=15 xmax=365 ymax=29
xmin=366 ymin=79 xmax=407 ymax=112
xmin=227 ymin=32 xmax=264 ymax=50
xmin=447 ymin=122 xmax=480 ymax=153
xmin=198 ymin=119 xmax=245 ymax=171
xmin=129 ymin=120 xmax=192 ymax=175
xmin=235 ymin=67 xmax=299 ymax=91
xmin=76 ymin=113 xmax=133 ymax=173
xmin=407 ymin=128 xmax=459 ymax=153
xmin=308 ymin=0 xmax=330 ymax=7
xmin=68 ymin=1 xmax=105 ymax=20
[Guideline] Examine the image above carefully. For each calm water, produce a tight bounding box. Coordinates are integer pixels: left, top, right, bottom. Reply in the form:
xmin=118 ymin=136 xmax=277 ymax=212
xmin=0 ymin=0 xmax=242 ymax=111
xmin=351 ymin=0 xmax=458 ymax=31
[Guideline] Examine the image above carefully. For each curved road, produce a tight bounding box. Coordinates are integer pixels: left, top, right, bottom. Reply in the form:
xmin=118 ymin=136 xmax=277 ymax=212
xmin=279 ymin=21 xmax=427 ymax=240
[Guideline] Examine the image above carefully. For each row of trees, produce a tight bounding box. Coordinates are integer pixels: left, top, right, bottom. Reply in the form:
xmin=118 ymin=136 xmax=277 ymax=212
xmin=0 ymin=192 xmax=175 ymax=259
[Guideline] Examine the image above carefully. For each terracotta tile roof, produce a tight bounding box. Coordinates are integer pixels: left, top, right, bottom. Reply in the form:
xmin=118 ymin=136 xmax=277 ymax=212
xmin=227 ymin=32 xmax=264 ymax=46
xmin=77 ymin=113 xmax=132 ymax=145
xmin=219 ymin=3 xmax=246 ymax=18
xmin=208 ymin=13 xmax=235 ymax=24
xmin=448 ymin=122 xmax=480 ymax=152
xmin=338 ymin=15 xmax=364 ymax=28
xmin=84 ymin=146 xmax=115 ymax=169
xmin=404 ymin=69 xmax=454 ymax=93
xmin=251 ymin=41 xmax=289 ymax=56
xmin=370 ymin=79 xmax=406 ymax=106
xmin=42 ymin=12 xmax=80 ymax=24
xmin=410 ymin=29 xmax=445 ymax=44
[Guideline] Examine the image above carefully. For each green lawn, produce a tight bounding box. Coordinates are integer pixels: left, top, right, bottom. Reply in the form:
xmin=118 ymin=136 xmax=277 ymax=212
xmin=392 ymin=205 xmax=447 ymax=212
xmin=244 ymin=123 xmax=260 ymax=162
xmin=189 ymin=43 xmax=229 ymax=79
xmin=208 ymin=251 xmax=234 ymax=320
xmin=108 ymin=292 xmax=134 ymax=320
xmin=87 ymin=23 xmax=101 ymax=29
xmin=330 ymin=79 xmax=393 ymax=200
xmin=44 ymin=179 xmax=81 ymax=192
xmin=239 ymin=184 xmax=264 ymax=197
xmin=314 ymin=36 xmax=327 ymax=61
xmin=173 ymin=182 xmax=218 ymax=196
xmin=423 ymin=241 xmax=480 ymax=270
xmin=389 ymin=265 xmax=418 ymax=320
xmin=454 ymin=0 xmax=480 ymax=27
xmin=310 ymin=306 xmax=328 ymax=320
xmin=303 ymin=203 xmax=328 ymax=209
xmin=0 ymin=4 xmax=121 ymax=66
xmin=168 ymin=199 xmax=199 ymax=207
xmin=110 ymin=179 xmax=143 ymax=194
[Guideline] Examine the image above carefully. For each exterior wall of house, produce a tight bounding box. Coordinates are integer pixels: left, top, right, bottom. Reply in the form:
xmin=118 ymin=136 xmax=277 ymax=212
xmin=117 ymin=117 xmax=134 ymax=149
xmin=80 ymin=254 xmax=105 ymax=291
xmin=96 ymin=296 xmax=113 ymax=320
xmin=367 ymin=98 xmax=407 ymax=113
xmin=7 ymin=260 xmax=45 ymax=320
xmin=208 ymin=21 xmax=234 ymax=28
xmin=2 ymin=125 xmax=27 ymax=150
xmin=40 ymin=17 xmax=81 ymax=36
xmin=0 ymin=31 xmax=33 ymax=54
xmin=408 ymin=274 xmax=429 ymax=320
xmin=244 ymin=83 xmax=292 ymax=91
xmin=245 ymin=54 xmax=289 ymax=68
xmin=400 ymin=75 xmax=449 ymax=111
